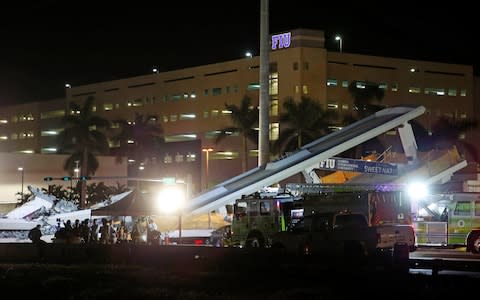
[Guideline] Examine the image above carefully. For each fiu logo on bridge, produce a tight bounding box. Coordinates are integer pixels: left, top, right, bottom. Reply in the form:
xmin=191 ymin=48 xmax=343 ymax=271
xmin=271 ymin=32 xmax=291 ymax=50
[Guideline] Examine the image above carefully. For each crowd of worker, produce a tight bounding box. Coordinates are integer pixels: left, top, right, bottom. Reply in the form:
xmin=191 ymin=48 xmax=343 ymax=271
xmin=52 ymin=217 xmax=167 ymax=245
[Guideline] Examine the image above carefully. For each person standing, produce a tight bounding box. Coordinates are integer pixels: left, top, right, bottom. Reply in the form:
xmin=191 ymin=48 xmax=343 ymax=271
xmin=28 ymin=224 xmax=46 ymax=260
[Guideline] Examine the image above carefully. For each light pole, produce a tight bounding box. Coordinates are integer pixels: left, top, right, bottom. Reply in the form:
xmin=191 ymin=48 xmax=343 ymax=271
xmin=18 ymin=167 xmax=24 ymax=201
xmin=202 ymin=148 xmax=213 ymax=190
xmin=335 ymin=35 xmax=343 ymax=53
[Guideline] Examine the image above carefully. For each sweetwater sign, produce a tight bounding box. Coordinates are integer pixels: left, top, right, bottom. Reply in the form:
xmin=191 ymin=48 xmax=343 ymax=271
xmin=318 ymin=157 xmax=398 ymax=176
xmin=271 ymin=32 xmax=291 ymax=50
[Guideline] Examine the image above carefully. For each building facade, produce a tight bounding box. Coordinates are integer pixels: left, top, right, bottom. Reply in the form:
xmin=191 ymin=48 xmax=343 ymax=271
xmin=0 ymin=29 xmax=476 ymax=191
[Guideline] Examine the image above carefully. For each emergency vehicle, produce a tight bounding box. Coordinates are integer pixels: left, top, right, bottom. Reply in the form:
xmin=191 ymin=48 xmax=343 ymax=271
xmin=231 ymin=184 xmax=416 ymax=251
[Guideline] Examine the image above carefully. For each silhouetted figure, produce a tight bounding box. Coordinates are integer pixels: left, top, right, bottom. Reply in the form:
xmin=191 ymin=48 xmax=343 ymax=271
xmin=90 ymin=219 xmax=99 ymax=243
xmin=117 ymin=221 xmax=128 ymax=244
xmin=28 ymin=224 xmax=46 ymax=260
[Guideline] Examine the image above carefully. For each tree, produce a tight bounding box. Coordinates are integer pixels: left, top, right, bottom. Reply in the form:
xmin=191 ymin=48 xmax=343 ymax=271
xmin=417 ymin=116 xmax=479 ymax=163
xmin=348 ymin=80 xmax=385 ymax=119
xmin=216 ymin=96 xmax=259 ymax=172
xmin=112 ymin=112 xmax=165 ymax=176
xmin=57 ymin=96 xmax=110 ymax=208
xmin=273 ymin=96 xmax=337 ymax=154
xmin=341 ymin=81 xmax=386 ymax=158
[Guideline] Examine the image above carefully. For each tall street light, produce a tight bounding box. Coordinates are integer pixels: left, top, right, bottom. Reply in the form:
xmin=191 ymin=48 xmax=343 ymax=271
xmin=18 ymin=167 xmax=24 ymax=201
xmin=202 ymin=148 xmax=213 ymax=190
xmin=335 ymin=35 xmax=343 ymax=53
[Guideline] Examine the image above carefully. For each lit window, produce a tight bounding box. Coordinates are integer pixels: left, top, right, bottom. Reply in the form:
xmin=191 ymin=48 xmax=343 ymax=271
xmin=302 ymin=85 xmax=309 ymax=95
xmin=19 ymin=150 xmax=34 ymax=154
xmin=164 ymin=153 xmax=173 ymax=164
xmin=460 ymin=89 xmax=467 ymax=96
xmin=247 ymin=83 xmax=260 ymax=91
xmin=269 ymin=72 xmax=278 ymax=95
xmin=163 ymin=115 xmax=169 ymax=123
xmin=355 ymin=81 xmax=366 ymax=89
xmin=327 ymin=102 xmax=338 ymax=110
xmin=41 ymin=130 xmax=59 ymax=136
xmin=40 ymin=110 xmax=65 ymax=120
xmin=424 ymin=88 xmax=445 ymax=96
xmin=186 ymin=152 xmax=196 ymax=162
xmin=270 ymin=123 xmax=279 ymax=141
xmin=270 ymin=98 xmax=279 ymax=116
xmin=379 ymin=83 xmax=388 ymax=89
xmin=327 ymin=79 xmax=337 ymax=87
xmin=190 ymin=92 xmax=197 ymax=99
xmin=214 ymin=151 xmax=239 ymax=160
xmin=203 ymin=111 xmax=209 ymax=118
xmin=170 ymin=115 xmax=177 ymax=122
xmin=205 ymin=131 xmax=221 ymax=139
xmin=342 ymin=104 xmax=349 ymax=110
xmin=448 ymin=89 xmax=457 ymax=96
xmin=391 ymin=83 xmax=398 ymax=92
xmin=295 ymin=85 xmax=300 ymax=94
xmin=0 ymin=119 xmax=7 ymax=124
xmin=104 ymin=104 xmax=113 ymax=111
xmin=0 ymin=135 xmax=8 ymax=140
xmin=175 ymin=153 xmax=184 ymax=163
xmin=342 ymin=80 xmax=349 ymax=88
xmin=211 ymin=110 xmax=219 ymax=117
xmin=408 ymin=87 xmax=421 ymax=93
xmin=41 ymin=148 xmax=57 ymax=153
xmin=179 ymin=113 xmax=196 ymax=120
xmin=164 ymin=134 xmax=198 ymax=142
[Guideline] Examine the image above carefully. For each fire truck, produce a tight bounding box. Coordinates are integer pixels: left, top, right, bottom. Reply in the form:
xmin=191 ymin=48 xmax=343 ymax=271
xmin=414 ymin=192 xmax=480 ymax=253
xmin=230 ymin=191 xmax=302 ymax=248
xmin=230 ymin=184 xmax=416 ymax=251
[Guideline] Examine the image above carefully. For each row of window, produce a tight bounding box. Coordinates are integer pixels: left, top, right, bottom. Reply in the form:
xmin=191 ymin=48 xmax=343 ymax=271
xmin=326 ymin=79 xmax=468 ymax=96
xmin=0 ymin=132 xmax=35 ymax=140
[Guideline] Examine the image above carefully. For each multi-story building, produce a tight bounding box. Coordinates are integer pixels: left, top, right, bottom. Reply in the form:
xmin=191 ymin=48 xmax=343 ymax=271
xmin=0 ymin=28 xmax=476 ymax=193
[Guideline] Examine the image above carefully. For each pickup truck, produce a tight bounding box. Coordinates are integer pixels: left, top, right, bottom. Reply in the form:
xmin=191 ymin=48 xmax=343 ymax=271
xmin=270 ymin=212 xmax=378 ymax=258
xmin=375 ymin=223 xmax=416 ymax=252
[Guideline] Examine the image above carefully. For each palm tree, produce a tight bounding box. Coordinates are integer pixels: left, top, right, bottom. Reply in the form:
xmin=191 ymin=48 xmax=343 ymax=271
xmin=341 ymin=80 xmax=386 ymax=158
xmin=57 ymin=96 xmax=110 ymax=208
xmin=112 ymin=112 xmax=165 ymax=175
xmin=273 ymin=96 xmax=337 ymax=154
xmin=348 ymin=80 xmax=385 ymax=119
xmin=216 ymin=95 xmax=259 ymax=172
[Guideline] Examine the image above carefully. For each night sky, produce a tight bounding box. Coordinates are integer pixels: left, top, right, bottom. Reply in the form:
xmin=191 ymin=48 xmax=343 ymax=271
xmin=0 ymin=1 xmax=477 ymax=106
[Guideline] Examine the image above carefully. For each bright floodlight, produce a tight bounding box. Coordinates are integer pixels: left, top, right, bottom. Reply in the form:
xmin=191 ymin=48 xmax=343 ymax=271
xmin=335 ymin=35 xmax=341 ymax=41
xmin=245 ymin=51 xmax=252 ymax=58
xmin=407 ymin=182 xmax=428 ymax=200
xmin=156 ymin=186 xmax=186 ymax=214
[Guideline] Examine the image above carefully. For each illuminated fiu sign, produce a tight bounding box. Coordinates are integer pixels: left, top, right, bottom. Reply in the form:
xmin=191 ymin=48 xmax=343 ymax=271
xmin=271 ymin=32 xmax=291 ymax=50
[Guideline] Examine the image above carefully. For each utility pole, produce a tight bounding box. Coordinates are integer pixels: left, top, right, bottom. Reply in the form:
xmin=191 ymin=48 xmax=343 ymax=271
xmin=259 ymin=0 xmax=270 ymax=166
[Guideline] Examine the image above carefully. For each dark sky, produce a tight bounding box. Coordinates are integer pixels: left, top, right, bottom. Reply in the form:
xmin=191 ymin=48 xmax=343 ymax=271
xmin=0 ymin=1 xmax=477 ymax=106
